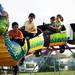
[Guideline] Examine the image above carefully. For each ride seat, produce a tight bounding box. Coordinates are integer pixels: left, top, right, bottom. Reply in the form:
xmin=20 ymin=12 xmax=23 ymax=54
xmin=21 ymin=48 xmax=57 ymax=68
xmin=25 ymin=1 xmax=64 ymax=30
xmin=70 ymin=23 xmax=75 ymax=32
xmin=70 ymin=23 xmax=75 ymax=40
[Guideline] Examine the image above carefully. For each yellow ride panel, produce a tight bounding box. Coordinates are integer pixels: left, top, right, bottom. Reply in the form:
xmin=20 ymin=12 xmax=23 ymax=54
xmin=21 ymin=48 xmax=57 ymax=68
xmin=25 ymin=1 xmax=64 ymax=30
xmin=0 ymin=36 xmax=19 ymax=66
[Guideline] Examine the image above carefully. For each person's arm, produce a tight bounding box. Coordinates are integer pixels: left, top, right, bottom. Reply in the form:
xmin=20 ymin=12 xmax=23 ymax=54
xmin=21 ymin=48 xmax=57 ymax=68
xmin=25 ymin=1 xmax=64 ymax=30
xmin=57 ymin=21 xmax=64 ymax=30
xmin=48 ymin=25 xmax=58 ymax=30
xmin=8 ymin=31 xmax=16 ymax=41
xmin=31 ymin=20 xmax=37 ymax=33
xmin=31 ymin=26 xmax=37 ymax=33
xmin=57 ymin=26 xmax=62 ymax=30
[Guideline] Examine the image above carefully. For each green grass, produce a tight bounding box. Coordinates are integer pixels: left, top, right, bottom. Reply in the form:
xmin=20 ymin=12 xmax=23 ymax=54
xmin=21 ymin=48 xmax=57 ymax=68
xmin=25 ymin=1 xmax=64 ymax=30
xmin=8 ymin=71 xmax=75 ymax=75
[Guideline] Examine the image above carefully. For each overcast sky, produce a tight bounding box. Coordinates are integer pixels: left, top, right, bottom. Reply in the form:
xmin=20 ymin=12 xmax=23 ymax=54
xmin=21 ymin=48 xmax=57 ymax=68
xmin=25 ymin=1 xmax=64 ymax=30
xmin=0 ymin=0 xmax=75 ymax=27
xmin=0 ymin=0 xmax=75 ymax=55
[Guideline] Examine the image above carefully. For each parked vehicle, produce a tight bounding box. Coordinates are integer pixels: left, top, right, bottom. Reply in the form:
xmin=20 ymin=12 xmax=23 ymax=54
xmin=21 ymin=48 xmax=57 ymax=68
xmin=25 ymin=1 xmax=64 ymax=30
xmin=19 ymin=58 xmax=39 ymax=72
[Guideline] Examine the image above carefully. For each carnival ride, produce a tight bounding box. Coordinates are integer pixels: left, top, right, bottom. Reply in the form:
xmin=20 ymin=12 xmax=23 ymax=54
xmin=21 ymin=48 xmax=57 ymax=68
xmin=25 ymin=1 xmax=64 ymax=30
xmin=0 ymin=10 xmax=75 ymax=66
xmin=0 ymin=15 xmax=75 ymax=66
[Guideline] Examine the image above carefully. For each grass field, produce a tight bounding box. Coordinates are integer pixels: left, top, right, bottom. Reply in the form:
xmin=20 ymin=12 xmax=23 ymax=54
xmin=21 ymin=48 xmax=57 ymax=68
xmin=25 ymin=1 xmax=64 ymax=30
xmin=8 ymin=71 xmax=75 ymax=75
